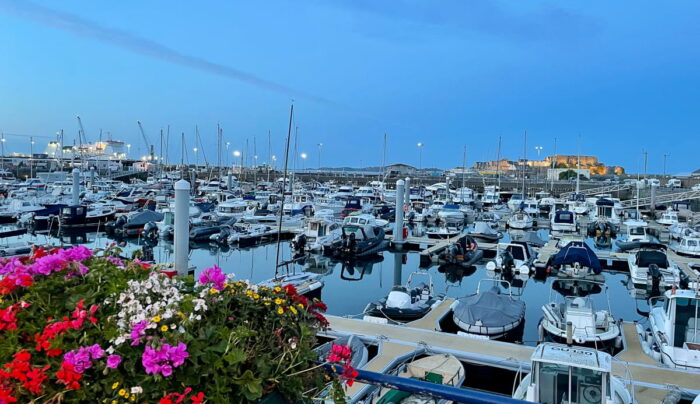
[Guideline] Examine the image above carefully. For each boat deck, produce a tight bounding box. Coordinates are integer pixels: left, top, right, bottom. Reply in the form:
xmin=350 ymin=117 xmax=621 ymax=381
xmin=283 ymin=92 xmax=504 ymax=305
xmin=325 ymin=312 xmax=700 ymax=402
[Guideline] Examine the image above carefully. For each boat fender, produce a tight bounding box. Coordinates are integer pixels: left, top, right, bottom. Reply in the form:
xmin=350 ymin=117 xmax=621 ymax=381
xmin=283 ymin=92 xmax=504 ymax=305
xmin=651 ymin=343 xmax=661 ymax=362
xmin=537 ymin=322 xmax=544 ymax=342
xmin=614 ymin=335 xmax=622 ymax=349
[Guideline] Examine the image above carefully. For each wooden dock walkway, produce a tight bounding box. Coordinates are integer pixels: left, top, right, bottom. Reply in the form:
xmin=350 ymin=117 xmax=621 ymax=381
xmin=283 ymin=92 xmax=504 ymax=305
xmin=324 ymin=314 xmax=700 ymax=401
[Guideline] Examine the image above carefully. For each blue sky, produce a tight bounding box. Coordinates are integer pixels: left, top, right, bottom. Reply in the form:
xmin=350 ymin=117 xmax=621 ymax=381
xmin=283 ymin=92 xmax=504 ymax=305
xmin=0 ymin=1 xmax=698 ymax=173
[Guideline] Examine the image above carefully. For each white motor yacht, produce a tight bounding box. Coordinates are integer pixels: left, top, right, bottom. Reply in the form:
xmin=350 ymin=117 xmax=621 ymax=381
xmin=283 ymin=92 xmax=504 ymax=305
xmin=512 ymin=343 xmax=633 ymax=403
xmin=627 ymin=243 xmax=682 ymax=288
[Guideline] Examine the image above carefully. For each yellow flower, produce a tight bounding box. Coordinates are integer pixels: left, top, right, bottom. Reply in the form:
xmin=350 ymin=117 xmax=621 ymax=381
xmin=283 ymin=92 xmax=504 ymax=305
xmin=161 ymin=325 xmax=169 ymax=332
xmin=177 ymin=311 xmax=186 ymax=319
xmin=289 ymin=306 xmax=298 ymax=315
xmin=277 ymin=307 xmax=284 ymax=314
xmin=112 ymin=382 xmax=119 ymax=390
xmin=224 ymin=282 xmax=231 ymax=288
xmin=253 ymin=293 xmax=260 ymax=299
xmin=264 ymin=301 xmax=271 ymax=306
xmin=210 ymin=288 xmax=218 ymax=295
xmin=118 ymin=388 xmax=126 ymax=396
xmin=297 ymin=303 xmax=304 ymax=309
xmin=152 ymin=315 xmax=161 ymax=323
xmin=274 ymin=298 xmax=283 ymax=305
xmin=111 ymin=401 xmax=117 ymax=404
xmin=130 ymin=394 xmax=136 ymax=401
xmin=274 ymin=286 xmax=282 ymax=292
xmin=245 ymin=290 xmax=253 ymax=297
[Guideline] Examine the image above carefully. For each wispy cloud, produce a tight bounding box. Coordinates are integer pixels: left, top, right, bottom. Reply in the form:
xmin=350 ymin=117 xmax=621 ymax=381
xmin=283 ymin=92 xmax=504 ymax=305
xmin=0 ymin=0 xmax=335 ymax=104
xmin=332 ymin=0 xmax=598 ymax=42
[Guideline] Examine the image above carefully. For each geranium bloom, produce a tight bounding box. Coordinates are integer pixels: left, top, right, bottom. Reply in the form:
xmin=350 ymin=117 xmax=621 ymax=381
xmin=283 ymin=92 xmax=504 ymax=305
xmin=142 ymin=343 xmax=188 ymax=376
xmin=197 ymin=266 xmax=225 ymax=291
xmin=106 ymin=354 xmax=122 ymax=369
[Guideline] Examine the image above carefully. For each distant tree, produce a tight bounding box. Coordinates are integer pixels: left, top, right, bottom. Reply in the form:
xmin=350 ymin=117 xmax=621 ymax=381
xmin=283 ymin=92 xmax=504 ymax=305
xmin=559 ymin=170 xmax=577 ymax=180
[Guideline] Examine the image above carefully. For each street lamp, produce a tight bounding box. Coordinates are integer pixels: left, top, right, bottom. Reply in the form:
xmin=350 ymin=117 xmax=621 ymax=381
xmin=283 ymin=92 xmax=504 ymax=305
xmin=30 ymin=138 xmax=35 ymax=179
xmin=300 ymin=153 xmax=307 ymax=172
xmin=417 ymin=142 xmax=424 ymax=173
xmin=271 ymin=155 xmax=277 ymax=171
xmin=193 ymin=147 xmax=198 ymax=167
xmin=127 ymin=144 xmax=131 ymax=158
xmin=225 ymin=142 xmax=231 ymax=166
xmin=663 ymin=153 xmax=670 ymax=177
xmin=317 ymin=143 xmax=323 ymax=171
xmin=534 ymin=146 xmax=543 ymax=158
xmin=233 ymin=150 xmax=242 ymax=175
xmin=0 ymin=135 xmax=5 ymax=171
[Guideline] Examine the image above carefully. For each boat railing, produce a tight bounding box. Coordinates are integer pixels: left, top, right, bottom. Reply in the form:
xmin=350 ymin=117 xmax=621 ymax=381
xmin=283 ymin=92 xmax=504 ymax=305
xmin=611 ymin=358 xmax=636 ymax=404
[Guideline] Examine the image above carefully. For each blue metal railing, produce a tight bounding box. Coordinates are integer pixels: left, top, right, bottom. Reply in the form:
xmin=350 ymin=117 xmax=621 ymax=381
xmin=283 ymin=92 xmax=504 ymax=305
xmin=324 ymin=363 xmax=529 ymax=404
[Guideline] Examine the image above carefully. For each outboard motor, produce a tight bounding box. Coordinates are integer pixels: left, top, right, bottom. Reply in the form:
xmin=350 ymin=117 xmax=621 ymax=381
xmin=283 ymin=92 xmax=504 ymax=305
xmin=648 ymin=263 xmax=661 ymax=293
xmin=501 ymin=250 xmax=515 ymax=273
xmin=143 ymin=222 xmax=158 ymax=239
xmin=116 ymin=215 xmax=127 ymax=228
xmin=293 ymin=233 xmax=307 ymax=252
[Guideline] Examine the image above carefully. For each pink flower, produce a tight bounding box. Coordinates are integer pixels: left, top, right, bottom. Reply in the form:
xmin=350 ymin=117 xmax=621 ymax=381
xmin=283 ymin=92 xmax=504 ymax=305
xmin=141 ymin=343 xmax=189 ymax=376
xmin=130 ymin=320 xmax=148 ymax=346
xmin=106 ymin=354 xmax=122 ymax=369
xmin=63 ymin=344 xmax=102 ymax=374
xmin=60 ymin=245 xmax=93 ymax=262
xmin=198 ymin=266 xmax=226 ymax=291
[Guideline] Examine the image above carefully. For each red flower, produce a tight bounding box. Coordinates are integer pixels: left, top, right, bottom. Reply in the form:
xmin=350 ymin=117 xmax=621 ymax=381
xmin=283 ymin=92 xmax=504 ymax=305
xmin=0 ymin=386 xmax=16 ymax=403
xmin=23 ymin=365 xmax=49 ymax=395
xmin=56 ymin=362 xmax=81 ymax=390
xmin=311 ymin=300 xmax=328 ymax=312
xmin=311 ymin=311 xmax=329 ymax=327
xmin=341 ymin=365 xmax=359 ymax=387
xmin=190 ymin=392 xmax=205 ymax=403
xmin=282 ymin=284 xmax=297 ymax=296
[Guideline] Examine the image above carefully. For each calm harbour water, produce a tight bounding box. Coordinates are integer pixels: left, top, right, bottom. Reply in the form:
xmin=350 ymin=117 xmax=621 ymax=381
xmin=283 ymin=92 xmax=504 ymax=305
xmin=8 ymin=227 xmax=649 ymax=347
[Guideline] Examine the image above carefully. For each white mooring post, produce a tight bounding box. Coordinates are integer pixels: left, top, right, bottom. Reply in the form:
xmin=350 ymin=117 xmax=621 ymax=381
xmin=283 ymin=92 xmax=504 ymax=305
xmin=404 ymin=177 xmax=411 ymax=209
xmin=394 ymin=179 xmax=405 ymax=245
xmin=72 ymin=168 xmax=80 ymax=205
xmin=174 ymin=179 xmax=190 ymax=276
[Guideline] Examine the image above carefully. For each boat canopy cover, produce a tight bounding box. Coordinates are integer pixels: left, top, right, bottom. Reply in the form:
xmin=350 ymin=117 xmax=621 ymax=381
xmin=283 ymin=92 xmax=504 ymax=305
xmin=554 ymin=211 xmax=575 ymax=224
xmin=596 ymin=198 xmax=614 ymax=206
xmin=472 ymin=221 xmax=498 ymax=235
xmin=453 ymin=288 xmax=525 ymax=327
xmin=127 ymin=210 xmax=164 ymax=226
xmin=636 ymin=250 xmax=668 ymax=268
xmin=552 ymin=241 xmax=602 ymax=274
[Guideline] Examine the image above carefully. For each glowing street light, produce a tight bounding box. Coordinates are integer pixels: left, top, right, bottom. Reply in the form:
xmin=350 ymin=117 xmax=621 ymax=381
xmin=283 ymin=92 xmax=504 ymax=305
xmin=233 ymin=150 xmax=242 ymax=174
xmin=127 ymin=144 xmax=132 ymax=158
xmin=417 ymin=142 xmax=424 ymax=172
xmin=317 ymin=143 xmax=323 ymax=171
xmin=193 ymin=147 xmax=199 ymax=167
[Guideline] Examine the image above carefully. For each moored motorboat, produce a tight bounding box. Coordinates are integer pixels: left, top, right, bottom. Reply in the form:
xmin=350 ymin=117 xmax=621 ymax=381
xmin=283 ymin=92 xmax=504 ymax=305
xmin=364 ymin=271 xmax=443 ymax=323
xmin=451 ymin=279 xmax=525 ymax=339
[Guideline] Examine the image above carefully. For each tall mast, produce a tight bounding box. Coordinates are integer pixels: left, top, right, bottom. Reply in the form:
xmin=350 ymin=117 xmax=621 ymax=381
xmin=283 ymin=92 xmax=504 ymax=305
xmin=496 ymin=136 xmax=502 ymax=190
xmin=550 ymin=137 xmax=556 ymax=192
xmin=576 ymin=135 xmax=581 ymax=194
xmin=462 ymin=145 xmax=467 ymax=194
xmin=275 ymin=104 xmax=294 ymax=277
xmin=379 ymin=133 xmax=387 ymax=183
xmin=522 ymin=131 xmax=527 ymax=196
xmin=267 ymin=130 xmax=271 ymax=182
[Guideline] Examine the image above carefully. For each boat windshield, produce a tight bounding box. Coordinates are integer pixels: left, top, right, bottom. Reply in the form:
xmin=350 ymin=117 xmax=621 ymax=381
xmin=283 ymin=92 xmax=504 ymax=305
xmin=629 ymin=227 xmax=646 ymax=236
xmin=537 ymin=363 xmax=607 ymax=404
xmin=673 ymin=297 xmax=700 ymax=347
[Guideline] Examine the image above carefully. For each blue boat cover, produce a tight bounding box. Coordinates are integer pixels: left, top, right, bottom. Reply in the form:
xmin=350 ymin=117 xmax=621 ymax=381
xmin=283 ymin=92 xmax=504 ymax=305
xmin=552 ymin=241 xmax=602 ymax=274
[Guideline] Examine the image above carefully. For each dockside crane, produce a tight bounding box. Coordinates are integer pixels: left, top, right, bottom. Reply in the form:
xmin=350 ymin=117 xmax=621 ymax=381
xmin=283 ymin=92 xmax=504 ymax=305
xmin=136 ymin=121 xmax=155 ymax=162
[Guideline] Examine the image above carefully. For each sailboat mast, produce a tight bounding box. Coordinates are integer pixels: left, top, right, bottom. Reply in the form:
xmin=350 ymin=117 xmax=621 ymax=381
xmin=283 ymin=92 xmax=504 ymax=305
xmin=462 ymin=146 xmax=467 ymax=197
xmin=267 ymin=130 xmax=271 ymax=182
xmin=275 ymin=104 xmax=294 ymax=277
xmin=496 ymin=136 xmax=502 ymax=190
xmin=576 ymin=136 xmax=581 ymax=194
xmin=522 ymin=131 xmax=527 ymax=196
xmin=551 ymin=137 xmax=556 ymax=192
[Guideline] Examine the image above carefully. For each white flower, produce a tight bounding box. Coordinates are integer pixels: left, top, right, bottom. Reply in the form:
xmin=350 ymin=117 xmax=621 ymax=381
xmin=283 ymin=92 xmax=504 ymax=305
xmin=130 ymin=386 xmax=143 ymax=394
xmin=106 ymin=346 xmax=115 ymax=354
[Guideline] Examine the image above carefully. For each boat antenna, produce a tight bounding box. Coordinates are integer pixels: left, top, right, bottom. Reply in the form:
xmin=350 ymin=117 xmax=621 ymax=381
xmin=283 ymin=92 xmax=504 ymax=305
xmin=496 ymin=135 xmax=502 ymax=190
xmin=274 ymin=103 xmax=294 ymax=279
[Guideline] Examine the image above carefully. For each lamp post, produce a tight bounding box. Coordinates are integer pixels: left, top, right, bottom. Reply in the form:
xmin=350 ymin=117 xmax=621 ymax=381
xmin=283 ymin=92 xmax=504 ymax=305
xmin=663 ymin=153 xmax=670 ymax=178
xmin=317 ymin=143 xmax=323 ymax=171
xmin=225 ymin=142 xmax=231 ymax=167
xmin=0 ymin=134 xmax=5 ymax=171
xmin=127 ymin=144 xmax=132 ymax=159
xmin=271 ymin=155 xmax=277 ymax=172
xmin=417 ymin=142 xmax=424 ymax=177
xmin=30 ymin=137 xmax=35 ymax=179
xmin=300 ymin=152 xmax=307 ymax=172
xmin=193 ymin=147 xmax=198 ymax=168
xmin=233 ymin=150 xmax=242 ymax=176
xmin=534 ymin=146 xmax=543 ymax=183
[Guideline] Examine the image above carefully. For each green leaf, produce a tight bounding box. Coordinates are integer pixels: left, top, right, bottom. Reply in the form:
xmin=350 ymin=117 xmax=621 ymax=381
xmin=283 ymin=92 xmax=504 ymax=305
xmin=234 ymin=369 xmax=263 ymax=400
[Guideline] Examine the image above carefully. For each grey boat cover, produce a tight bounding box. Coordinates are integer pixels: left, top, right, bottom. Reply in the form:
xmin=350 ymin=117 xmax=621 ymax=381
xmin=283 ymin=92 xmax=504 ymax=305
xmin=126 ymin=210 xmax=164 ymax=226
xmin=472 ymin=221 xmax=498 ymax=236
xmin=453 ymin=288 xmax=525 ymax=327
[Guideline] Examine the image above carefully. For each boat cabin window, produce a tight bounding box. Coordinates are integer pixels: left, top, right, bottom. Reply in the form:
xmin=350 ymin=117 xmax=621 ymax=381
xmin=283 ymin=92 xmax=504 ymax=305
xmin=673 ymin=297 xmax=700 ymax=347
xmin=556 ymin=213 xmax=573 ymax=223
xmin=537 ymin=363 xmax=607 ymax=404
xmin=636 ymin=250 xmax=668 ymax=269
xmin=506 ymin=245 xmax=527 ymax=261
xmin=629 ymin=227 xmax=646 ymax=236
xmin=688 ymin=239 xmax=698 ymax=247
xmin=598 ymin=206 xmax=613 ymax=218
